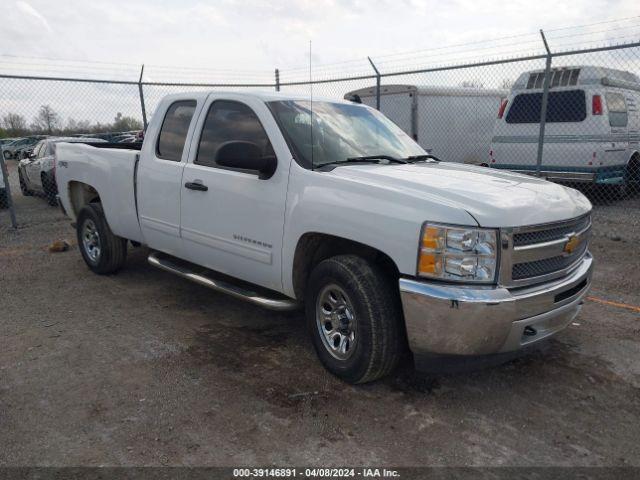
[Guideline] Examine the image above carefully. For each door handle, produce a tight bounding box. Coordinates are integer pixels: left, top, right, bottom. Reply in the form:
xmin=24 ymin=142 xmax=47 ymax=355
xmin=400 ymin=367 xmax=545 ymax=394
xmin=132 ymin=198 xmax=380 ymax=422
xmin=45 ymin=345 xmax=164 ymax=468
xmin=184 ymin=181 xmax=208 ymax=191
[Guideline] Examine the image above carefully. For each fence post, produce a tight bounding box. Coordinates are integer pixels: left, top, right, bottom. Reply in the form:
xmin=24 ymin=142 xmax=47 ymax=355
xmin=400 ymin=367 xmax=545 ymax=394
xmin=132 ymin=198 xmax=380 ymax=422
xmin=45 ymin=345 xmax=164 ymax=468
xmin=275 ymin=69 xmax=280 ymax=92
xmin=535 ymin=29 xmax=553 ymax=178
xmin=367 ymin=57 xmax=381 ymax=111
xmin=138 ymin=64 xmax=148 ymax=130
xmin=0 ymin=145 xmax=18 ymax=229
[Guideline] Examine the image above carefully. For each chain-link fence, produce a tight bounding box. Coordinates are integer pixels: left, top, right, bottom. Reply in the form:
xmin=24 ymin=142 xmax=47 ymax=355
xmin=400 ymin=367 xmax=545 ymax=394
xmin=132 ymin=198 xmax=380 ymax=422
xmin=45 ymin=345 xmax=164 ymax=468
xmin=2 ymin=39 xmax=639 ymax=247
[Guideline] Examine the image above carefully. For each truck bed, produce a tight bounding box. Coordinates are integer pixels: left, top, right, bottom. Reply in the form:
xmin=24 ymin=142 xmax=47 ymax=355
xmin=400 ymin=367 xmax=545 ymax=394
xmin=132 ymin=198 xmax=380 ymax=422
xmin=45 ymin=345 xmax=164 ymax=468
xmin=55 ymin=142 xmax=144 ymax=243
xmin=82 ymin=142 xmax=143 ymax=151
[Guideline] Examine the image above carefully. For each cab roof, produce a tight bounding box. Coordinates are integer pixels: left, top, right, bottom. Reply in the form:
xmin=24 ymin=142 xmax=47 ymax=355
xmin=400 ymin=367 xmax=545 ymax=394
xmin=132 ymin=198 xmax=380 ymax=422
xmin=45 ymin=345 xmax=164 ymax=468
xmin=160 ymin=90 xmax=356 ymax=105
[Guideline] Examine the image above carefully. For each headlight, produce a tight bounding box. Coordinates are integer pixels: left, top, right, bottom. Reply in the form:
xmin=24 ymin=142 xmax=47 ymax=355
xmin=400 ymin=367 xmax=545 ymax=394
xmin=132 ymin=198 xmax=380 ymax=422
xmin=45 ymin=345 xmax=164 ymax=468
xmin=418 ymin=223 xmax=498 ymax=283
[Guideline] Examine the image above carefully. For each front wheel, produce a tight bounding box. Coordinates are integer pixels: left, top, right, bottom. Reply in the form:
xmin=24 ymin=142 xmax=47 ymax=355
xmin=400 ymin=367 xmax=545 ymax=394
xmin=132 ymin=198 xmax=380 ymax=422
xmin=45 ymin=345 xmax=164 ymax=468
xmin=305 ymin=255 xmax=404 ymax=384
xmin=76 ymin=203 xmax=127 ymax=274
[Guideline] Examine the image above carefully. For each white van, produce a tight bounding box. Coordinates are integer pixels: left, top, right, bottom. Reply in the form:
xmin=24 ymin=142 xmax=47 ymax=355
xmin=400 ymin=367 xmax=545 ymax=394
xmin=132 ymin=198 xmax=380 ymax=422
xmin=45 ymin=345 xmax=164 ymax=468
xmin=489 ymin=66 xmax=640 ymax=194
xmin=345 ymin=84 xmax=506 ymax=165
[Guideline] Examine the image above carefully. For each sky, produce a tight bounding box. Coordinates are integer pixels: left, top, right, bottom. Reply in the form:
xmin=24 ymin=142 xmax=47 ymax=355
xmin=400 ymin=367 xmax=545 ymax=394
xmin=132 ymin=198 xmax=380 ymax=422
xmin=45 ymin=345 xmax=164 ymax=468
xmin=2 ymin=0 xmax=639 ymax=81
xmin=1 ymin=0 xmax=639 ymax=127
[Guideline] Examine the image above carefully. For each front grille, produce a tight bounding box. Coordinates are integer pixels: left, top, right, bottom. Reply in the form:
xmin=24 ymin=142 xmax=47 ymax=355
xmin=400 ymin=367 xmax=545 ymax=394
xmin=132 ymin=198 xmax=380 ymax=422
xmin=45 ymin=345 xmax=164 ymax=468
xmin=513 ymin=214 xmax=591 ymax=247
xmin=512 ymin=235 xmax=589 ymax=280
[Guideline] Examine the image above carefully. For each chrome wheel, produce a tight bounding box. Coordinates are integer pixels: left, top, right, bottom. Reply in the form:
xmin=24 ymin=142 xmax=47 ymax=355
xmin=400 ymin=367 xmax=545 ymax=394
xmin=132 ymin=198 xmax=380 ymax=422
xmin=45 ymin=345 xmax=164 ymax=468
xmin=316 ymin=284 xmax=357 ymax=360
xmin=81 ymin=219 xmax=101 ymax=264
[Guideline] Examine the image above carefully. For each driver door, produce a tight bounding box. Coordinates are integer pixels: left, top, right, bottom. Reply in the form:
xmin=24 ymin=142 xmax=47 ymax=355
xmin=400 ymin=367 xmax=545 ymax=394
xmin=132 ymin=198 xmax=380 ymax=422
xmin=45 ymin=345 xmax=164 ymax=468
xmin=179 ymin=94 xmax=292 ymax=292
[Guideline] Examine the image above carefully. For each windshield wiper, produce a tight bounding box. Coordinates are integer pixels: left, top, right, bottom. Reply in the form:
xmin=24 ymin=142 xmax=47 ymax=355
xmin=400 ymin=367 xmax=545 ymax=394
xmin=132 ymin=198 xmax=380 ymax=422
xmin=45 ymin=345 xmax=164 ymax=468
xmin=319 ymin=155 xmax=408 ymax=169
xmin=404 ymin=154 xmax=441 ymax=163
xmin=345 ymin=155 xmax=407 ymax=164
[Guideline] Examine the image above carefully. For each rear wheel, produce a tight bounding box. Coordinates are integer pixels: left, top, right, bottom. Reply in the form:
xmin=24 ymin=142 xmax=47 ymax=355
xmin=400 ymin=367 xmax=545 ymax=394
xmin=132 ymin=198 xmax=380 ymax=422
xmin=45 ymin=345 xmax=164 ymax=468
xmin=609 ymin=157 xmax=640 ymax=200
xmin=0 ymin=189 xmax=7 ymax=209
xmin=305 ymin=255 xmax=404 ymax=384
xmin=76 ymin=203 xmax=127 ymax=274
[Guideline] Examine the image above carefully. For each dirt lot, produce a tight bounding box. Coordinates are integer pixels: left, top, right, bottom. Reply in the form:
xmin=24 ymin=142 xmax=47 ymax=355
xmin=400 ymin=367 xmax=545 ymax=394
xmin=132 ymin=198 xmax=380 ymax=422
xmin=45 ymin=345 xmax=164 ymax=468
xmin=1 ymin=159 xmax=639 ymax=467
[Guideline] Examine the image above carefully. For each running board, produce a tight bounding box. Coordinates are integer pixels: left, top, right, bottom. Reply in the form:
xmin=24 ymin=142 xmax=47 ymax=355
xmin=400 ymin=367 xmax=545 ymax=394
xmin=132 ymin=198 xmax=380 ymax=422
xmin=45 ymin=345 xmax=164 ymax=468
xmin=148 ymin=252 xmax=299 ymax=312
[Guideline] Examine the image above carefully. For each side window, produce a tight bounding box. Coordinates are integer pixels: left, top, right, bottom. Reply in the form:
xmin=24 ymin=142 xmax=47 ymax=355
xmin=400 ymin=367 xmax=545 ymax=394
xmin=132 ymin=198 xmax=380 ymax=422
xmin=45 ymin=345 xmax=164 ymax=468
xmin=196 ymin=100 xmax=274 ymax=169
xmin=156 ymin=100 xmax=197 ymax=161
xmin=605 ymin=92 xmax=628 ymax=127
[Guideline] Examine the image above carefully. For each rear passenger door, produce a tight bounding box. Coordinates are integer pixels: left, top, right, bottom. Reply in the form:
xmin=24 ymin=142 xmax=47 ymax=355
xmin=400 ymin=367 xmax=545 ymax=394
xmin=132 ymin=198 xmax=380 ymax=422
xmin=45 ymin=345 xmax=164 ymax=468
xmin=604 ymin=92 xmax=629 ymax=168
xmin=137 ymin=96 xmax=204 ymax=257
xmin=179 ymin=94 xmax=292 ymax=292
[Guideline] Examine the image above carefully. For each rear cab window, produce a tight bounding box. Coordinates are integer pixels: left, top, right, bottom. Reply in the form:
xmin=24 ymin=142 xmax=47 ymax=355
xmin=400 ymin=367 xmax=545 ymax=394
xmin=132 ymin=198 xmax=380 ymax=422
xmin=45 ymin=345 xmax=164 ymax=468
xmin=505 ymin=90 xmax=587 ymax=124
xmin=156 ymin=100 xmax=197 ymax=161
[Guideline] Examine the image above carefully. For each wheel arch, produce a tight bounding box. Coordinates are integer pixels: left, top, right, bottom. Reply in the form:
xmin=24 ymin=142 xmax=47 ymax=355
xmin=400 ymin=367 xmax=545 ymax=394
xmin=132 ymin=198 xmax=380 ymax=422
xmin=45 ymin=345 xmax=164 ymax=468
xmin=291 ymin=232 xmax=400 ymax=302
xmin=68 ymin=181 xmax=102 ymax=219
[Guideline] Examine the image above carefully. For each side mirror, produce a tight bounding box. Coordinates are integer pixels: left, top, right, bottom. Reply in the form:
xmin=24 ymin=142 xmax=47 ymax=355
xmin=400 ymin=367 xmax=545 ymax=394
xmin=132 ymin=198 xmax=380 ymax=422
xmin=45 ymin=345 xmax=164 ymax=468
xmin=28 ymin=152 xmax=36 ymax=160
xmin=215 ymin=141 xmax=276 ymax=179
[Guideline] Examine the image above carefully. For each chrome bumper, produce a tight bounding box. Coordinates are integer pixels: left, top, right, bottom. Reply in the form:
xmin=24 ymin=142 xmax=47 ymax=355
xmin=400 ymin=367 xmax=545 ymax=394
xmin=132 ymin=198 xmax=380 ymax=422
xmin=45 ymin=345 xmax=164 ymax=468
xmin=399 ymin=253 xmax=593 ymax=356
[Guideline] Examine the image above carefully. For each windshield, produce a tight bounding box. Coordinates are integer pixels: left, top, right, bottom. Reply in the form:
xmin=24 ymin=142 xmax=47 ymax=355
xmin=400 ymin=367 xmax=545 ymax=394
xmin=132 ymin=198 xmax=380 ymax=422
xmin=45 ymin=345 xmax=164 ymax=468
xmin=268 ymin=100 xmax=425 ymax=168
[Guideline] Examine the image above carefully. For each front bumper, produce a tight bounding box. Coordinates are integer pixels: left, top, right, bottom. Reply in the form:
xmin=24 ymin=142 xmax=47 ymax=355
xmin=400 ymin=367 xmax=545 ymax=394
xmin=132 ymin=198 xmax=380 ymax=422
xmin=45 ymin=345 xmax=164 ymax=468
xmin=399 ymin=253 xmax=593 ymax=357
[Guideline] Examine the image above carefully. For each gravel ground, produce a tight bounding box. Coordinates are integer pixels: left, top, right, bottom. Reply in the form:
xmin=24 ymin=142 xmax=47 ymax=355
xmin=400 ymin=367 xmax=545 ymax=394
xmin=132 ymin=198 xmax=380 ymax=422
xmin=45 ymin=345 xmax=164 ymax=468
xmin=1 ymin=159 xmax=639 ymax=467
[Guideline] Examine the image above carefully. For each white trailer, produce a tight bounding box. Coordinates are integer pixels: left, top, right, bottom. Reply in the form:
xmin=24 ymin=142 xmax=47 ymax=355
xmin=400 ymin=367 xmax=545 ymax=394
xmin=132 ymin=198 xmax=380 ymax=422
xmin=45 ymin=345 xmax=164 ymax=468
xmin=344 ymin=84 xmax=507 ymax=165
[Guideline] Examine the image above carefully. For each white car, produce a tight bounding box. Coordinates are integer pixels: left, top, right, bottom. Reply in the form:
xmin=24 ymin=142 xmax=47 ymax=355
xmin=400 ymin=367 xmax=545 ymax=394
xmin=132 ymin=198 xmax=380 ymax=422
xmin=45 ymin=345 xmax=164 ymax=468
xmin=55 ymin=91 xmax=593 ymax=383
xmin=18 ymin=137 xmax=105 ymax=205
xmin=489 ymin=65 xmax=640 ymax=196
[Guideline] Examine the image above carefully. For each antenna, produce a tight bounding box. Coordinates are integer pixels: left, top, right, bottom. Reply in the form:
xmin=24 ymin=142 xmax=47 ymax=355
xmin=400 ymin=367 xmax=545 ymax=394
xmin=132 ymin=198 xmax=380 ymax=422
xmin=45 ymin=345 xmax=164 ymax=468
xmin=309 ymin=40 xmax=314 ymax=169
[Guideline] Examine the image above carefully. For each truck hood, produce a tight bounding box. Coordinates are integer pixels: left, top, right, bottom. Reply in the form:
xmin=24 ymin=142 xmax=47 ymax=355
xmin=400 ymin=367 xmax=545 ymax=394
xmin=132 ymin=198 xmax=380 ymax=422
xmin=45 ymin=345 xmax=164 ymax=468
xmin=329 ymin=162 xmax=592 ymax=227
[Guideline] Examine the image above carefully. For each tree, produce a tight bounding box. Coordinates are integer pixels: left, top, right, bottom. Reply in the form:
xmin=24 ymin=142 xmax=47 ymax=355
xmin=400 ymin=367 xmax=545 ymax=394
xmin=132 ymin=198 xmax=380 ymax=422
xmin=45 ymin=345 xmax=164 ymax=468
xmin=500 ymin=78 xmax=514 ymax=89
xmin=32 ymin=105 xmax=61 ymax=134
xmin=65 ymin=118 xmax=92 ymax=135
xmin=1 ymin=113 xmax=28 ymax=136
xmin=112 ymin=112 xmax=143 ymax=132
xmin=459 ymin=80 xmax=485 ymax=89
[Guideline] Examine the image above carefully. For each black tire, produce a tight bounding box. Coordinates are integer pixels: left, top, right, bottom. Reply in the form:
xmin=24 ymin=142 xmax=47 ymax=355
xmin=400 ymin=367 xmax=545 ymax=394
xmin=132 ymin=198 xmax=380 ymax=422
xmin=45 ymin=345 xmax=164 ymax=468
xmin=19 ymin=170 xmax=33 ymax=196
xmin=609 ymin=156 xmax=640 ymax=200
xmin=305 ymin=255 xmax=403 ymax=384
xmin=42 ymin=174 xmax=58 ymax=206
xmin=0 ymin=190 xmax=7 ymax=210
xmin=76 ymin=203 xmax=127 ymax=275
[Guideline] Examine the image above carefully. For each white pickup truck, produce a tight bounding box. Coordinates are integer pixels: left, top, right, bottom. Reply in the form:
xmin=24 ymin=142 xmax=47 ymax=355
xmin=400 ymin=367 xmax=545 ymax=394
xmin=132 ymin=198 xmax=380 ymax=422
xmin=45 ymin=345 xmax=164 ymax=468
xmin=55 ymin=91 xmax=594 ymax=383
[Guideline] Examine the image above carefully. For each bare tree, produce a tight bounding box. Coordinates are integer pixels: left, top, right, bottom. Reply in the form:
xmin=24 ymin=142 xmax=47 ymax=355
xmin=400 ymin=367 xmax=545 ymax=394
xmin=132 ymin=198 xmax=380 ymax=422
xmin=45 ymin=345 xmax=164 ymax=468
xmin=459 ymin=79 xmax=485 ymax=89
xmin=32 ymin=105 xmax=61 ymax=134
xmin=1 ymin=113 xmax=28 ymax=136
xmin=112 ymin=112 xmax=143 ymax=132
xmin=500 ymin=78 xmax=514 ymax=89
xmin=65 ymin=118 xmax=92 ymax=135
